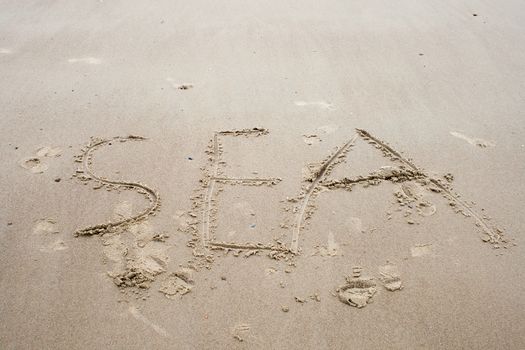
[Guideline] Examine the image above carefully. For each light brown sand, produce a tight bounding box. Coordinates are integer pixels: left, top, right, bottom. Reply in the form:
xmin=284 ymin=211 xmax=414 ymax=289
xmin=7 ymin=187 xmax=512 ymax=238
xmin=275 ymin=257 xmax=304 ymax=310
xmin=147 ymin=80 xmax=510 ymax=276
xmin=1 ymin=0 xmax=525 ymax=349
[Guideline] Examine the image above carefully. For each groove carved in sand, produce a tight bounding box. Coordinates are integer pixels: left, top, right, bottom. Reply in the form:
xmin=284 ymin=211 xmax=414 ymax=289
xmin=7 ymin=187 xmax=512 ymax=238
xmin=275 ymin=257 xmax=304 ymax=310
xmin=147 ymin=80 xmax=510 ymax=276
xmin=291 ymin=134 xmax=359 ymax=253
xmin=355 ymin=129 xmax=504 ymax=244
xmin=290 ymin=129 xmax=506 ymax=253
xmin=200 ymin=128 xmax=286 ymax=253
xmin=73 ymin=135 xmax=161 ymax=236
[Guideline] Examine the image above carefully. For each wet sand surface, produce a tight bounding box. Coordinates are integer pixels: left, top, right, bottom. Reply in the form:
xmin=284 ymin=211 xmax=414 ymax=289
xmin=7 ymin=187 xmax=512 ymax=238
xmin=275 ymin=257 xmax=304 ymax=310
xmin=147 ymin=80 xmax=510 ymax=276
xmin=1 ymin=0 xmax=525 ymax=349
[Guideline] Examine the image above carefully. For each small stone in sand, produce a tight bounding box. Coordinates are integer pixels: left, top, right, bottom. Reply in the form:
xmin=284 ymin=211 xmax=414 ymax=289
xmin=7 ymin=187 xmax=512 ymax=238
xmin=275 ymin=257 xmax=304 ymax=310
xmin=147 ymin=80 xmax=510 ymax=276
xmin=54 ymin=177 xmax=61 ymax=182
xmin=281 ymin=305 xmax=289 ymax=312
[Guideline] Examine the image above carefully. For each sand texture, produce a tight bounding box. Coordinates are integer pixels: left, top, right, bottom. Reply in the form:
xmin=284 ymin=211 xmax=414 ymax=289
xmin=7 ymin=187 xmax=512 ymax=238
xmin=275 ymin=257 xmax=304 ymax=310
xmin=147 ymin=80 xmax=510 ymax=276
xmin=1 ymin=0 xmax=525 ymax=349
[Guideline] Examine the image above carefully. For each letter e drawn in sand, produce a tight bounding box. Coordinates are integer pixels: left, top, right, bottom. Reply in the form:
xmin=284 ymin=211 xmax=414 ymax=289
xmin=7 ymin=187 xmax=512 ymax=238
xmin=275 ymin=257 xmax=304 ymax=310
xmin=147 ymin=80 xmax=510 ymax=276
xmin=201 ymin=128 xmax=289 ymax=253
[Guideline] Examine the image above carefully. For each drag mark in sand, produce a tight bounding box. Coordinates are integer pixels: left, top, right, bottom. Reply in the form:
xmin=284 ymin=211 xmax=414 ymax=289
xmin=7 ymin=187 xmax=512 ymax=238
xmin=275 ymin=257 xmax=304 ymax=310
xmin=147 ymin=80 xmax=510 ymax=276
xmin=129 ymin=306 xmax=170 ymax=338
xmin=201 ymin=128 xmax=285 ymax=252
xmin=291 ymin=128 xmax=506 ymax=252
xmin=356 ymin=128 xmax=503 ymax=244
xmin=73 ymin=135 xmax=161 ymax=236
xmin=291 ymin=134 xmax=358 ymax=253
xmin=166 ymin=77 xmax=193 ymax=90
xmin=449 ymin=131 xmax=495 ymax=148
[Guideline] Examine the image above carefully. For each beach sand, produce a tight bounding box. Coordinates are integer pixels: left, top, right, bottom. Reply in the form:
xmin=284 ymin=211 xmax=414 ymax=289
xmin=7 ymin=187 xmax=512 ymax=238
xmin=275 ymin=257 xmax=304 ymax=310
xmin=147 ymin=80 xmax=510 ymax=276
xmin=1 ymin=0 xmax=525 ymax=348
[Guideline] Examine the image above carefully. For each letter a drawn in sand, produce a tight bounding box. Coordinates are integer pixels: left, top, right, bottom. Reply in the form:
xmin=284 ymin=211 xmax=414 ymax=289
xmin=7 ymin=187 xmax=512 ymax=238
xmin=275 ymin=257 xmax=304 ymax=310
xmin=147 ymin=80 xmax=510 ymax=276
xmin=291 ymin=129 xmax=505 ymax=254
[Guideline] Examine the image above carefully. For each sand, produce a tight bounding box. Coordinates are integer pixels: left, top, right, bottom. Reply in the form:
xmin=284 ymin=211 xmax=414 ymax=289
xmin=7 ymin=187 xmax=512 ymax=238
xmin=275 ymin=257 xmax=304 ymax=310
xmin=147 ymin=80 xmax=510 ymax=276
xmin=1 ymin=0 xmax=525 ymax=349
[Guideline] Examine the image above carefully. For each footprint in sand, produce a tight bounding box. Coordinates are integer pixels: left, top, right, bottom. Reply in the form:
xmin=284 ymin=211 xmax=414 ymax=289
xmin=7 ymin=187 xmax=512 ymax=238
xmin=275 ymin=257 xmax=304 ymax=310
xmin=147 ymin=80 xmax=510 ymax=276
xmin=400 ymin=182 xmax=437 ymax=217
xmin=450 ymin=131 xmax=495 ymax=148
xmin=103 ymin=201 xmax=170 ymax=291
xmin=337 ymin=277 xmax=377 ymax=308
xmin=347 ymin=217 xmax=365 ymax=234
xmin=231 ymin=323 xmax=252 ymax=342
xmin=410 ymin=244 xmax=433 ymax=257
xmin=67 ymin=57 xmax=102 ymax=65
xmin=19 ymin=146 xmax=62 ymax=174
xmin=314 ymin=231 xmax=340 ymax=256
xmin=33 ymin=218 xmax=59 ymax=235
xmin=19 ymin=157 xmax=49 ymax=173
xmin=378 ymin=264 xmax=403 ymax=291
xmin=166 ymin=77 xmax=193 ymax=90
xmin=33 ymin=219 xmax=67 ymax=253
xmin=159 ymin=268 xmax=194 ymax=298
xmin=294 ymin=101 xmax=335 ymax=110
xmin=36 ymin=146 xmax=62 ymax=157
xmin=39 ymin=240 xmax=68 ymax=253
xmin=317 ymin=124 xmax=339 ymax=135
xmin=302 ymin=134 xmax=321 ymax=146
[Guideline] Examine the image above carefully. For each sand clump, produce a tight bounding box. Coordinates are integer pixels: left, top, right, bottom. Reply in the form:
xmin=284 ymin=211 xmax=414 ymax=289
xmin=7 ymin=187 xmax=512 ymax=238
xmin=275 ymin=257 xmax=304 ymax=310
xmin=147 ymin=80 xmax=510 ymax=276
xmin=159 ymin=268 xmax=195 ymax=298
xmin=112 ymin=266 xmax=156 ymax=289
